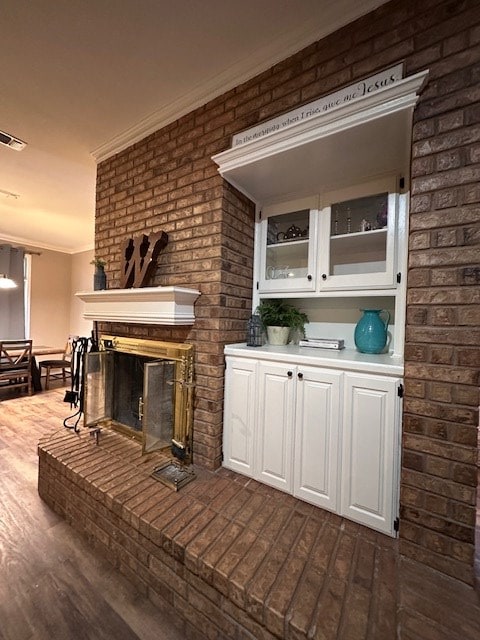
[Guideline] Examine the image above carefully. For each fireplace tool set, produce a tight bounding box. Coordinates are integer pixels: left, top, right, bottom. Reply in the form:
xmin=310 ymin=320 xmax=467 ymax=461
xmin=63 ymin=335 xmax=97 ymax=432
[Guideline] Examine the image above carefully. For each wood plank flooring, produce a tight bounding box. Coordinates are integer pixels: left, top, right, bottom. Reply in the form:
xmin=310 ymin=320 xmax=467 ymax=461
xmin=1 ymin=385 xmax=480 ymax=640
xmin=0 ymin=386 xmax=186 ymax=640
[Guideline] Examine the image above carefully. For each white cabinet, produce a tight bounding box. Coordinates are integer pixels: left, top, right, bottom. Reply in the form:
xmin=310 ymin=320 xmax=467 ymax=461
xmin=340 ymin=372 xmax=401 ymax=536
xmin=293 ymin=366 xmax=342 ymax=511
xmin=223 ymin=347 xmax=402 ymax=536
xmin=257 ymin=196 xmax=319 ymax=293
xmin=255 ymin=361 xmax=342 ymax=502
xmin=318 ymin=177 xmax=399 ymax=291
xmin=256 ymin=361 xmax=295 ymax=492
xmin=223 ymin=357 xmax=257 ymax=476
xmin=256 ymin=177 xmax=401 ymax=295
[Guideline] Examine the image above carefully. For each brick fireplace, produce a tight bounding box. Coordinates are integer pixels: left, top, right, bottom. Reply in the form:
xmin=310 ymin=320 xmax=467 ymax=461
xmin=94 ymin=174 xmax=256 ymax=471
xmin=45 ymin=0 xmax=480 ymax=601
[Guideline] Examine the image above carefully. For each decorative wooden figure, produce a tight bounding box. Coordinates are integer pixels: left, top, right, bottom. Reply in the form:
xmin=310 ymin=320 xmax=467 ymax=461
xmin=120 ymin=231 xmax=168 ymax=288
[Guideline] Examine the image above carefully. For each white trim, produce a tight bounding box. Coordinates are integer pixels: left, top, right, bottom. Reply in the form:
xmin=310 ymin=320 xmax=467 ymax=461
xmin=0 ymin=232 xmax=94 ymax=255
xmin=91 ymin=0 xmax=390 ymax=162
xmin=24 ymin=253 xmax=32 ymax=339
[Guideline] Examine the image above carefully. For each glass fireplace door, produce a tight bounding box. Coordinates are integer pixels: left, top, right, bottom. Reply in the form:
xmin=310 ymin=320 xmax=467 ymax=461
xmin=84 ymin=351 xmax=114 ymax=426
xmin=143 ymin=360 xmax=175 ymax=454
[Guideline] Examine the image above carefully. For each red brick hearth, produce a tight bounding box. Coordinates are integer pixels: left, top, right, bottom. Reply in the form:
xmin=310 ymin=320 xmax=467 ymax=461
xmin=38 ymin=428 xmax=401 ymax=640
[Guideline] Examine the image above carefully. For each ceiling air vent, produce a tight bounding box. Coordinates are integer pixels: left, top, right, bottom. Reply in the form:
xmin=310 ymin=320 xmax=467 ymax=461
xmin=0 ymin=130 xmax=26 ymax=151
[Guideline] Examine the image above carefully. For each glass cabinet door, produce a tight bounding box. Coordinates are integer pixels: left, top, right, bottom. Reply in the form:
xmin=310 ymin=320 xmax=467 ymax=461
xmin=258 ymin=197 xmax=318 ymax=292
xmin=319 ymin=179 xmax=398 ymax=290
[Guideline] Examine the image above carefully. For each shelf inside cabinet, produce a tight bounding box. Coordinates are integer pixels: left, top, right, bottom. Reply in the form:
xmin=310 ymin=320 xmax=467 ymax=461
xmin=330 ymin=227 xmax=387 ymax=276
xmin=267 ymin=238 xmax=309 ymax=250
xmin=330 ymin=228 xmax=387 ymax=252
xmin=266 ymin=241 xmax=308 ymax=267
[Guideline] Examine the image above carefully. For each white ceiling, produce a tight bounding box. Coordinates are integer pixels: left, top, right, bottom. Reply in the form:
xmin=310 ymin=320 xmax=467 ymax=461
xmin=0 ymin=0 xmax=387 ymax=254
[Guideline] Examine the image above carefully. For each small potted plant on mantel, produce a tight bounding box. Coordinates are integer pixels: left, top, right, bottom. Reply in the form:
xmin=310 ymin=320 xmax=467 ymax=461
xmin=256 ymin=299 xmax=309 ymax=345
xmin=90 ymin=257 xmax=107 ymax=291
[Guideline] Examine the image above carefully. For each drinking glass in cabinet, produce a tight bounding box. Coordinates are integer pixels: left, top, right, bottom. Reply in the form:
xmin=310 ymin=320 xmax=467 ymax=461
xmin=265 ymin=209 xmax=309 ymax=281
xmin=329 ymin=192 xmax=389 ymax=278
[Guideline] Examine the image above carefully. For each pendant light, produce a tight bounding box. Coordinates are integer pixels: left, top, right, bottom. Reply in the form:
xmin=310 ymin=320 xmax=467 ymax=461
xmin=0 ymin=274 xmax=17 ymax=289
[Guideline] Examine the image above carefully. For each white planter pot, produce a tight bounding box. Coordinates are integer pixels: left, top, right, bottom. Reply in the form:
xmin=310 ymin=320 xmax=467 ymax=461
xmin=267 ymin=326 xmax=290 ymax=345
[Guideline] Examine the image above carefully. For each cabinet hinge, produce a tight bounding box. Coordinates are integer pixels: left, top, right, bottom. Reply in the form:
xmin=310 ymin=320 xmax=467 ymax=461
xmin=396 ymin=272 xmax=402 ymax=284
xmin=397 ymin=383 xmax=404 ymax=398
xmin=394 ymin=517 xmax=400 ymax=532
xmin=256 ymin=281 xmax=259 ymax=290
xmin=399 ymin=176 xmax=405 ymax=190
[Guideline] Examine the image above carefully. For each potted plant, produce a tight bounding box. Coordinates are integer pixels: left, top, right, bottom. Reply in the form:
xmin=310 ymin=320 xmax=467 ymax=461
xmin=256 ymin=299 xmax=308 ymax=345
xmin=90 ymin=257 xmax=107 ymax=290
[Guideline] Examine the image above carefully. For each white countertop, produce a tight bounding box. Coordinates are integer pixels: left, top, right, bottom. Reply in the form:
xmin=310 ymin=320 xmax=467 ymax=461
xmin=224 ymin=343 xmax=403 ymax=376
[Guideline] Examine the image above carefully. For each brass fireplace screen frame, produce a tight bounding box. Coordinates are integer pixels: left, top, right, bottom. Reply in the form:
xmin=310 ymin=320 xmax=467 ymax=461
xmin=84 ymin=335 xmax=194 ymax=462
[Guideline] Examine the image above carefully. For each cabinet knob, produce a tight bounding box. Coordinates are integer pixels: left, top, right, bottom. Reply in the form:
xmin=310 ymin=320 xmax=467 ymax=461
xmin=307 ymin=274 xmax=312 ymax=281
xmin=287 ymin=370 xmax=293 ymax=378
xmin=298 ymin=372 xmax=303 ymax=380
xmin=322 ymin=273 xmax=327 ymax=280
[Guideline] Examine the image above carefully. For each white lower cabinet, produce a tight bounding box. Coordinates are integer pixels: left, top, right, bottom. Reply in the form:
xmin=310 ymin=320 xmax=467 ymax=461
xmin=293 ymin=366 xmax=342 ymax=511
xmin=223 ymin=357 xmax=257 ymax=476
xmin=223 ymin=352 xmax=402 ymax=536
xmin=340 ymin=372 xmax=401 ymax=536
xmin=255 ymin=362 xmax=342 ymax=502
xmin=256 ymin=361 xmax=295 ymax=493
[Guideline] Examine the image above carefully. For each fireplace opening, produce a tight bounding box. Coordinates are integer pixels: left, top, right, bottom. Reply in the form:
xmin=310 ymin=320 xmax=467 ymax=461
xmin=112 ymin=351 xmax=175 ymax=444
xmin=114 ymin=352 xmax=155 ymax=433
xmin=83 ymin=335 xmax=194 ymax=463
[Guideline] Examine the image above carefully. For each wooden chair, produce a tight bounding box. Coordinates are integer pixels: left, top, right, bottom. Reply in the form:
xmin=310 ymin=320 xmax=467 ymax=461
xmin=0 ymin=339 xmax=33 ymax=396
xmin=40 ymin=338 xmax=74 ymax=390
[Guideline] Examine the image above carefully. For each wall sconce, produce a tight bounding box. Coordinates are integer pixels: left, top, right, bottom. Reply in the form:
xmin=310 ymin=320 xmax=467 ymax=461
xmin=0 ymin=274 xmax=17 ymax=289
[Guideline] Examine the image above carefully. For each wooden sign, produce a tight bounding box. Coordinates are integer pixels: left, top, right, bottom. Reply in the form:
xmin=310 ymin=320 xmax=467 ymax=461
xmin=232 ymin=63 xmax=404 ymax=147
xmin=120 ymin=231 xmax=168 ymax=288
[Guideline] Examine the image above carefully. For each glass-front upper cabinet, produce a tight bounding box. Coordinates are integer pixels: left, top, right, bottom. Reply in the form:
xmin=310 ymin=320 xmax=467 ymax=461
xmin=257 ymin=196 xmax=319 ymax=292
xmin=318 ymin=177 xmax=399 ymax=290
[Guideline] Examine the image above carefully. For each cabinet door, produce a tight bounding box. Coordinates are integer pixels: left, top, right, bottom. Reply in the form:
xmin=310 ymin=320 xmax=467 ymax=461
xmin=318 ymin=178 xmax=399 ymax=291
xmin=223 ymin=358 xmax=257 ymax=477
xmin=340 ymin=372 xmax=401 ymax=535
xmin=256 ymin=361 xmax=295 ymax=492
xmin=257 ymin=196 xmax=318 ymax=293
xmin=294 ymin=366 xmax=342 ymax=512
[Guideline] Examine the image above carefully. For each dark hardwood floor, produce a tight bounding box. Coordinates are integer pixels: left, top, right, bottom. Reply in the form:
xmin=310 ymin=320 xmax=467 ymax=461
xmin=1 ymin=384 xmax=480 ymax=640
xmin=0 ymin=385 xmax=186 ymax=640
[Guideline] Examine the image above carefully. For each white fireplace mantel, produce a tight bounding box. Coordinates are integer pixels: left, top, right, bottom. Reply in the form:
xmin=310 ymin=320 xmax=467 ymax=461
xmin=76 ymin=286 xmax=201 ymax=325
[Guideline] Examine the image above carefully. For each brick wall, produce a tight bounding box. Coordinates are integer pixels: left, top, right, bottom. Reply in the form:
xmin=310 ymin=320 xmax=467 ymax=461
xmin=95 ymin=0 xmax=480 ymax=583
xmin=95 ymin=109 xmax=255 ymax=470
xmin=399 ymin=0 xmax=480 ymax=583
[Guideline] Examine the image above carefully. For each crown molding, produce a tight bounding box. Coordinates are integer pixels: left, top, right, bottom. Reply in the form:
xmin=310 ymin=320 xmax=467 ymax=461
xmin=91 ymin=0 xmax=388 ymax=163
xmin=0 ymin=232 xmax=94 ymax=255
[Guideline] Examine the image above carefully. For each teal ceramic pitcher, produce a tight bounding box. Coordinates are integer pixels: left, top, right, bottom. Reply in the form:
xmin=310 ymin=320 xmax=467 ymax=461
xmin=354 ymin=309 xmax=390 ymax=354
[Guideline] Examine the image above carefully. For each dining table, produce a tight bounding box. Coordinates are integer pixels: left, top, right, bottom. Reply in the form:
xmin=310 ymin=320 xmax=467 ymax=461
xmin=32 ymin=346 xmax=64 ymax=357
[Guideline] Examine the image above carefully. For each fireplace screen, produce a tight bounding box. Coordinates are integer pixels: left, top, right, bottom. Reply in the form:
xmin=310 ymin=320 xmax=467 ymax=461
xmin=84 ymin=335 xmax=194 ymax=459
